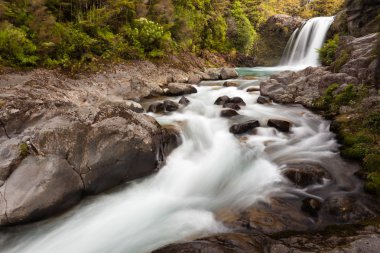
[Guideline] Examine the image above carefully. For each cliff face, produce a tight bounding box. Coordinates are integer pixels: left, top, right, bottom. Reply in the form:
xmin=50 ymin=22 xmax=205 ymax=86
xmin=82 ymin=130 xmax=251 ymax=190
xmin=331 ymin=0 xmax=380 ymax=36
xmin=253 ymin=14 xmax=304 ymax=66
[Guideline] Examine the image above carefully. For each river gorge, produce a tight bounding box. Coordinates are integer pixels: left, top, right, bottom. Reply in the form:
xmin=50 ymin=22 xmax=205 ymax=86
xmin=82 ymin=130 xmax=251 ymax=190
xmin=0 ymin=9 xmax=379 ymax=253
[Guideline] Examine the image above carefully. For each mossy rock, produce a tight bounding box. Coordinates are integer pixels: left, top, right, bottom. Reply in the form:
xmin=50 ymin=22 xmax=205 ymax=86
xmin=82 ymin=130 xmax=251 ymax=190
xmin=364 ymin=172 xmax=380 ymax=196
xmin=364 ymin=154 xmax=380 ymax=172
xmin=19 ymin=142 xmax=30 ymax=157
xmin=341 ymin=143 xmax=368 ymax=160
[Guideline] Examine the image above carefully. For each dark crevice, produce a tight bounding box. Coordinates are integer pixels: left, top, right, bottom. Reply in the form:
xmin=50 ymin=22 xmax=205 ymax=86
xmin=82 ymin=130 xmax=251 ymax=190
xmin=65 ymin=152 xmax=85 ymax=190
xmin=0 ymin=119 xmax=10 ymax=139
xmin=0 ymin=187 xmax=10 ymax=224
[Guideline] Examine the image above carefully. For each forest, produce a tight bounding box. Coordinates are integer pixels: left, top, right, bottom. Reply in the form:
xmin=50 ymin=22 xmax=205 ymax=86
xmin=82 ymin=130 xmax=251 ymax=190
xmin=0 ymin=0 xmax=344 ymax=69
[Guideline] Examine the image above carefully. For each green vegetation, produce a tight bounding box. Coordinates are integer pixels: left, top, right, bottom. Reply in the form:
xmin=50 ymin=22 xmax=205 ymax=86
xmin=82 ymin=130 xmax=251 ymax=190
xmin=19 ymin=142 xmax=29 ymax=157
xmin=319 ymin=35 xmax=339 ymax=66
xmin=0 ymin=0 xmax=345 ymax=70
xmin=315 ymin=83 xmax=380 ymax=197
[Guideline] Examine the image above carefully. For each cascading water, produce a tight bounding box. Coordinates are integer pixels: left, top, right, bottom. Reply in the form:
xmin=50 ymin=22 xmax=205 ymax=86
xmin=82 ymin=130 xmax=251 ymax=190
xmin=0 ymin=78 xmax=358 ymax=253
xmin=237 ymin=16 xmax=334 ymax=76
xmin=280 ymin=16 xmax=335 ymax=67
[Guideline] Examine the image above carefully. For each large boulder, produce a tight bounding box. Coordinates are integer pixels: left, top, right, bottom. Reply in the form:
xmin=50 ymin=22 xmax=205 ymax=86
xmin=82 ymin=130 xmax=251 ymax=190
xmin=1 ymin=155 xmax=83 ymax=225
xmin=267 ymin=119 xmax=292 ymax=133
xmin=164 ymin=83 xmax=197 ymax=96
xmin=283 ymin=164 xmax=330 ymax=188
xmin=220 ymin=68 xmax=239 ymax=80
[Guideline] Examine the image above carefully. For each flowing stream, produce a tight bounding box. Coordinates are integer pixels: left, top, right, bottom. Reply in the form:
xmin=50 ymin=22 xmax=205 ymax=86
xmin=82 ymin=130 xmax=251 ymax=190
xmin=0 ymin=81 xmax=355 ymax=253
xmin=0 ymin=16 xmax=345 ymax=253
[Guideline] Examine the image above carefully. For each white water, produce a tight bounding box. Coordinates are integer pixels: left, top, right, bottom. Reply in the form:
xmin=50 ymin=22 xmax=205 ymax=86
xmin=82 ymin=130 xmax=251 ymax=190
xmin=0 ymin=82 xmax=340 ymax=253
xmin=237 ymin=16 xmax=334 ymax=77
xmin=280 ymin=16 xmax=335 ymax=67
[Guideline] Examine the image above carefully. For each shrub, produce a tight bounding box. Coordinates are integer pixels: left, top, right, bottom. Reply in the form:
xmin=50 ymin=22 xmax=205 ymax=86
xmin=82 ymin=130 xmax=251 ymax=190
xmin=0 ymin=22 xmax=38 ymax=66
xmin=319 ymin=34 xmax=339 ymax=66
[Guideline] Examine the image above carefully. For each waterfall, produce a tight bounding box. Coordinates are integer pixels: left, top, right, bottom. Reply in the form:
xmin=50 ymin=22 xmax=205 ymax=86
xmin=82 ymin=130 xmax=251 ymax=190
xmin=280 ymin=16 xmax=334 ymax=67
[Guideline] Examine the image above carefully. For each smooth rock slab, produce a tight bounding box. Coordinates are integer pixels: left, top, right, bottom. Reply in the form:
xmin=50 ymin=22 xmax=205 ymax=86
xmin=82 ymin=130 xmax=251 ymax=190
xmin=230 ymin=120 xmax=260 ymax=134
xmin=164 ymin=83 xmax=197 ymax=96
xmin=1 ymin=155 xmax=83 ymax=225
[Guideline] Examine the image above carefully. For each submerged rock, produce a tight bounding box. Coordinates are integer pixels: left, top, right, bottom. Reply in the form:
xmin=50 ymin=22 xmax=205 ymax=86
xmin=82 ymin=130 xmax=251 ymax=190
xmin=268 ymin=119 xmax=291 ymax=132
xmin=223 ymin=81 xmax=239 ymax=87
xmin=147 ymin=102 xmax=165 ymax=113
xmin=301 ymin=197 xmax=322 ymax=217
xmin=247 ymin=86 xmax=260 ymax=92
xmin=214 ymin=95 xmax=231 ymax=105
xmin=163 ymin=100 xmax=179 ymax=112
xmin=178 ymin=96 xmax=190 ymax=106
xmin=230 ymin=97 xmax=246 ymax=106
xmin=283 ymin=164 xmax=329 ymax=188
xmin=223 ymin=103 xmax=241 ymax=111
xmin=230 ymin=120 xmax=260 ymax=134
xmin=257 ymin=96 xmax=271 ymax=104
xmin=221 ymin=109 xmax=239 ymax=118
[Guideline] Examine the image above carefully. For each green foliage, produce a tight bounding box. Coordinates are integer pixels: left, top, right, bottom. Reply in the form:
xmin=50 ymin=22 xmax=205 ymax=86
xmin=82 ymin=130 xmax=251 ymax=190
xmin=365 ymin=172 xmax=380 ymax=196
xmin=19 ymin=142 xmax=29 ymax=157
xmin=364 ymin=154 xmax=380 ymax=172
xmin=364 ymin=112 xmax=380 ymax=133
xmin=0 ymin=22 xmax=38 ymax=67
xmin=319 ymin=35 xmax=339 ymax=66
xmin=229 ymin=1 xmax=258 ymax=55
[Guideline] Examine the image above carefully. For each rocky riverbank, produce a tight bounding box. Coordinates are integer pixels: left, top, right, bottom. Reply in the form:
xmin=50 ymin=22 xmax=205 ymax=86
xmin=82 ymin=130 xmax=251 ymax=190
xmin=0 ymin=56 xmax=240 ymax=226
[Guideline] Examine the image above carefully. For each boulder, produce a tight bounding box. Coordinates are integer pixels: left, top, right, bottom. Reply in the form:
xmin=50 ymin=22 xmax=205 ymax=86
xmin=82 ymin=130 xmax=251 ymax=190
xmin=223 ymin=103 xmax=241 ymax=111
xmin=187 ymin=74 xmax=202 ymax=84
xmin=214 ymin=96 xmax=231 ymax=105
xmin=1 ymin=155 xmax=83 ymax=225
xmin=203 ymin=68 xmax=221 ymax=80
xmin=257 ymin=96 xmax=271 ymax=104
xmin=178 ymin=96 xmax=190 ymax=106
xmin=164 ymin=83 xmax=197 ymax=96
xmin=230 ymin=120 xmax=260 ymax=134
xmin=223 ymin=81 xmax=239 ymax=87
xmin=163 ymin=100 xmax=179 ymax=112
xmin=283 ymin=164 xmax=329 ymax=188
xmin=268 ymin=119 xmax=291 ymax=132
xmin=230 ymin=97 xmax=246 ymax=106
xmin=220 ymin=68 xmax=239 ymax=80
xmin=147 ymin=102 xmax=165 ymax=113
xmin=301 ymin=197 xmax=322 ymax=217
xmin=247 ymin=86 xmax=260 ymax=92
xmin=221 ymin=109 xmax=239 ymax=118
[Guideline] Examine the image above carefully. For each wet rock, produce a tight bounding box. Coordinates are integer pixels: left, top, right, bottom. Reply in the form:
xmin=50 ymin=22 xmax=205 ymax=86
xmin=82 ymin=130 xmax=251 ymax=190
xmin=223 ymin=103 xmax=241 ymax=111
xmin=223 ymin=81 xmax=239 ymax=87
xmin=247 ymin=86 xmax=260 ymax=92
xmin=179 ymin=96 xmax=190 ymax=106
xmin=221 ymin=109 xmax=239 ymax=118
xmin=1 ymin=155 xmax=83 ymax=225
xmin=214 ymin=95 xmax=231 ymax=105
xmin=323 ymin=194 xmax=376 ymax=223
xmin=163 ymin=100 xmax=179 ymax=112
xmin=230 ymin=120 xmax=260 ymax=134
xmin=0 ymin=138 xmax=22 ymax=182
xmin=230 ymin=97 xmax=246 ymax=106
xmin=257 ymin=96 xmax=271 ymax=104
xmin=153 ymin=233 xmax=272 ymax=253
xmin=220 ymin=68 xmax=239 ymax=80
xmin=268 ymin=119 xmax=291 ymax=132
xmin=147 ymin=102 xmax=165 ymax=113
xmin=301 ymin=197 xmax=322 ymax=217
xmin=283 ymin=164 xmax=329 ymax=188
xmin=164 ymin=83 xmax=197 ymax=96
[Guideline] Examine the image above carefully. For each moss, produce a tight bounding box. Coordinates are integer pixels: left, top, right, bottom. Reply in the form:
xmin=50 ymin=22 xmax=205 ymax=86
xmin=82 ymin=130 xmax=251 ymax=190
xmin=332 ymin=50 xmax=350 ymax=72
xmin=364 ymin=112 xmax=380 ymax=133
xmin=334 ymin=84 xmax=357 ymax=106
xmin=364 ymin=154 xmax=380 ymax=172
xmin=341 ymin=143 xmax=368 ymax=160
xmin=364 ymin=172 xmax=380 ymax=196
xmin=19 ymin=142 xmax=29 ymax=157
xmin=319 ymin=34 xmax=339 ymax=66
